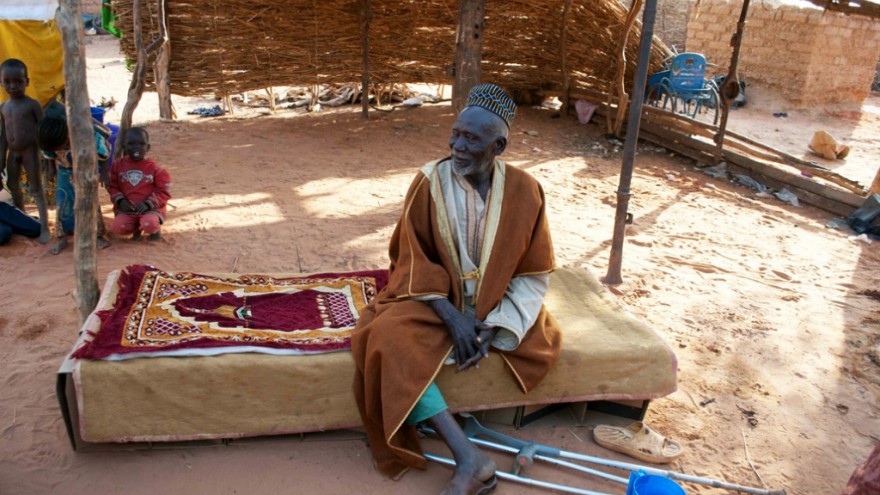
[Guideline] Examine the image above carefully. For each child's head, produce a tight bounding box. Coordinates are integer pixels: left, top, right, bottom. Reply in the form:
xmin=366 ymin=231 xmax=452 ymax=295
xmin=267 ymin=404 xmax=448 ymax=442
xmin=124 ymin=127 xmax=150 ymax=161
xmin=37 ymin=102 xmax=69 ymax=152
xmin=0 ymin=59 xmax=29 ymax=99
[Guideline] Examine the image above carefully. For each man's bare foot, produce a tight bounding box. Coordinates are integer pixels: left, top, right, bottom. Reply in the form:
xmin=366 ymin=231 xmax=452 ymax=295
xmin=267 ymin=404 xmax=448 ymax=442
xmin=38 ymin=229 xmax=52 ymax=245
xmin=446 ymin=463 xmax=496 ymax=495
xmin=97 ymin=236 xmax=111 ymax=249
xmin=442 ymin=450 xmax=496 ymax=495
xmin=131 ymin=231 xmax=142 ymax=241
xmin=429 ymin=411 xmax=497 ymax=495
xmin=49 ymin=236 xmax=68 ymax=255
xmin=148 ymin=231 xmax=161 ymax=241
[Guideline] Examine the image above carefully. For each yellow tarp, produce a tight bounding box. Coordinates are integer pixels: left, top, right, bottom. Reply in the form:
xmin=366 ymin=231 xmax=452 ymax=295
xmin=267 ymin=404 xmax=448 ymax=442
xmin=0 ymin=20 xmax=64 ymax=107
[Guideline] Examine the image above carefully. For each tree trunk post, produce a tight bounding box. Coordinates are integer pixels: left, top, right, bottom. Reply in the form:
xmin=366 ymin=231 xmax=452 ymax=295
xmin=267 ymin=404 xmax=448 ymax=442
xmin=452 ymin=0 xmax=485 ymax=112
xmin=360 ymin=0 xmax=372 ymax=119
xmin=115 ymin=0 xmax=168 ymax=161
xmin=560 ymin=0 xmax=572 ymax=115
xmin=56 ymin=0 xmax=100 ymax=322
xmin=154 ymin=23 xmax=175 ymax=120
xmin=714 ymin=0 xmax=750 ymax=163
xmin=607 ymin=0 xmax=642 ymax=137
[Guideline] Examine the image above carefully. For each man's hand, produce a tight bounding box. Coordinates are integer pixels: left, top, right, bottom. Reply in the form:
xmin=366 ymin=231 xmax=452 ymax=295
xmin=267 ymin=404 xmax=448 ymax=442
xmin=428 ymin=299 xmax=495 ymax=372
xmin=117 ymin=198 xmax=135 ymax=213
xmin=456 ymin=324 xmax=497 ymax=372
xmin=135 ymin=201 xmax=151 ymax=214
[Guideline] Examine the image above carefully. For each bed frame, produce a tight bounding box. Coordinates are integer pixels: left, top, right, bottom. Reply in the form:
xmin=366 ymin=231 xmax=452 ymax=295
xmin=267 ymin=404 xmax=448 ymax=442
xmin=57 ymin=268 xmax=677 ymax=451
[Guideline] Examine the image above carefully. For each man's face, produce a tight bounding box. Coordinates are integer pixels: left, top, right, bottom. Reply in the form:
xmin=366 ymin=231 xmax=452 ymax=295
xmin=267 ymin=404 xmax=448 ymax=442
xmin=125 ymin=130 xmax=150 ymax=162
xmin=0 ymin=67 xmax=28 ymax=99
xmin=448 ymin=108 xmax=502 ymax=177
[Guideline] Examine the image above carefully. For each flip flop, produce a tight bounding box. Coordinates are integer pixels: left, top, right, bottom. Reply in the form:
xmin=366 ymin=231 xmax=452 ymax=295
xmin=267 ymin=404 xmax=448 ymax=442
xmin=593 ymin=422 xmax=683 ymax=464
xmin=440 ymin=474 xmax=497 ymax=495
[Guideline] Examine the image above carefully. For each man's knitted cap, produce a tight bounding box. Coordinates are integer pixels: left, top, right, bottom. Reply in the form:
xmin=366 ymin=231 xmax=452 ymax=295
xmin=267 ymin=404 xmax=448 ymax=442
xmin=464 ymin=83 xmax=516 ymax=127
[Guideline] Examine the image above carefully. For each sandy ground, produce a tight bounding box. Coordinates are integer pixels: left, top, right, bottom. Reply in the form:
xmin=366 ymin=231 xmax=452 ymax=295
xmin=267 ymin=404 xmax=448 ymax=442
xmin=1 ymin=34 xmax=879 ymax=495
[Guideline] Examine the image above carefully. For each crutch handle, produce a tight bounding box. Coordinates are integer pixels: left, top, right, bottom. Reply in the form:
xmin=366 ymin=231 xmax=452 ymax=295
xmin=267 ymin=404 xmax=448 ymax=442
xmin=512 ymin=443 xmax=538 ymax=475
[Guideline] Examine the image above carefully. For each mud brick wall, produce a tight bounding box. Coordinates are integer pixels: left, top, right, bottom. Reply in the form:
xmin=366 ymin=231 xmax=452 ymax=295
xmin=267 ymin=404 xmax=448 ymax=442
xmin=625 ymin=0 xmax=692 ymax=50
xmin=687 ymin=0 xmax=880 ymax=107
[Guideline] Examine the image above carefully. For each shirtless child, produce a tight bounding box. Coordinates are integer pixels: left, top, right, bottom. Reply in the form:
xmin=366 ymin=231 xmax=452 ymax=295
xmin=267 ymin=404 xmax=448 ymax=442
xmin=0 ymin=59 xmax=51 ymax=243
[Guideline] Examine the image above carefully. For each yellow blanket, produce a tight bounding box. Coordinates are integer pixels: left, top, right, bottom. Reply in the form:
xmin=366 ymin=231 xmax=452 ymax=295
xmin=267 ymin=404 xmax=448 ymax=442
xmin=0 ymin=20 xmax=64 ymax=107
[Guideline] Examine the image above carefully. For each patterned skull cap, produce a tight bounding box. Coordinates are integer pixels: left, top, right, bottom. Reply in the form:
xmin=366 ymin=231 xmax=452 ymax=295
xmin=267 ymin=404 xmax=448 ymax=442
xmin=464 ymin=83 xmax=516 ymax=128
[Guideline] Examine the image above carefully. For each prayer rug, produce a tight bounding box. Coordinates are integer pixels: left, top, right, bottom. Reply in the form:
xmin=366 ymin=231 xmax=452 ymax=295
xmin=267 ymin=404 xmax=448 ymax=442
xmin=73 ymin=265 xmax=387 ymax=360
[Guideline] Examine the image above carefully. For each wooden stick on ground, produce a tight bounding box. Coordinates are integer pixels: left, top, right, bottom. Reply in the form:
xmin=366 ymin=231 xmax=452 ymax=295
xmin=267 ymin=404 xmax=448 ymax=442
xmin=741 ymin=428 xmax=767 ymax=488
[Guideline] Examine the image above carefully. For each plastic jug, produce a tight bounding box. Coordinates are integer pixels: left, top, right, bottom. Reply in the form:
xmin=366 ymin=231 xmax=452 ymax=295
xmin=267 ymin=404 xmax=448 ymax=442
xmin=626 ymin=470 xmax=686 ymax=495
xmin=90 ymin=106 xmax=106 ymax=124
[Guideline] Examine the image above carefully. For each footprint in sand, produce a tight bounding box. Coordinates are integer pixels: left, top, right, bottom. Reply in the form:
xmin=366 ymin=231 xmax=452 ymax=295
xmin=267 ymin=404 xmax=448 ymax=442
xmin=771 ymin=269 xmax=793 ymax=281
xmin=16 ymin=316 xmax=49 ymax=341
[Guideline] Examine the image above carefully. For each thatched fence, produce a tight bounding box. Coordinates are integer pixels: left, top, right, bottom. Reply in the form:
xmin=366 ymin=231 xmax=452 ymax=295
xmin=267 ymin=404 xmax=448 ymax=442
xmin=113 ymin=0 xmax=671 ymax=102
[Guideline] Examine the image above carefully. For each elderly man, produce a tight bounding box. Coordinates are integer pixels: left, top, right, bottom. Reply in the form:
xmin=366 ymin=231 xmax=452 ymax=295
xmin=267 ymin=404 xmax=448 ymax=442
xmin=352 ymin=84 xmax=561 ymax=495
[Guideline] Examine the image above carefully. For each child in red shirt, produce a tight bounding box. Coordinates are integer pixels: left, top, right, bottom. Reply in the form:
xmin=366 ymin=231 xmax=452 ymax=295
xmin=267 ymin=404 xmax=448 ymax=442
xmin=107 ymin=127 xmax=171 ymax=240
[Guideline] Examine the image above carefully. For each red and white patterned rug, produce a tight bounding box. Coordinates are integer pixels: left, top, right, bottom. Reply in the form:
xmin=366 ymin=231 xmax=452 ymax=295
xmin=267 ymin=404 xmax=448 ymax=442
xmin=73 ymin=265 xmax=388 ymax=360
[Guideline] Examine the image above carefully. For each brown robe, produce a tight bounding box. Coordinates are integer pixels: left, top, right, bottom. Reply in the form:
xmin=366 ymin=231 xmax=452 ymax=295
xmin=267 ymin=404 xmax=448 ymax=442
xmin=351 ymin=159 xmax=561 ymax=479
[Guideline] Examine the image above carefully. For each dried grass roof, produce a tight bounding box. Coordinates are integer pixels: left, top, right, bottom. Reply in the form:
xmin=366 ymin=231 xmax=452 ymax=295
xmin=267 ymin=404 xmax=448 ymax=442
xmin=114 ymin=0 xmax=672 ymax=100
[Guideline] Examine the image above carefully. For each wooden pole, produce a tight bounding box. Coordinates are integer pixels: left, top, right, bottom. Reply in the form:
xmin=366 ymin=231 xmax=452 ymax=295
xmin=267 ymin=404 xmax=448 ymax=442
xmin=607 ymin=0 xmax=643 ymax=137
xmin=360 ymin=0 xmax=372 ymax=119
xmin=560 ymin=0 xmax=572 ymax=115
xmin=713 ymin=0 xmax=750 ymax=163
xmin=116 ymin=0 xmax=168 ymax=160
xmin=870 ymin=167 xmax=880 ymax=195
xmin=604 ymin=0 xmax=658 ymax=286
xmin=56 ymin=0 xmax=100 ymax=322
xmin=452 ymin=0 xmax=485 ymax=112
xmin=153 ymin=5 xmax=175 ymax=121
xmin=266 ymin=87 xmax=276 ymax=112
xmin=154 ymin=42 xmax=175 ymax=119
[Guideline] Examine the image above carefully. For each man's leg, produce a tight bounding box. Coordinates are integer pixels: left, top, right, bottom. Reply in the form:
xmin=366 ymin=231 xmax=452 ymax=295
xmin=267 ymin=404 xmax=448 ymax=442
xmin=428 ymin=411 xmax=496 ymax=495
xmin=22 ymin=149 xmax=51 ymax=244
xmin=0 ymin=203 xmax=40 ymax=239
xmin=411 ymin=384 xmax=496 ymax=495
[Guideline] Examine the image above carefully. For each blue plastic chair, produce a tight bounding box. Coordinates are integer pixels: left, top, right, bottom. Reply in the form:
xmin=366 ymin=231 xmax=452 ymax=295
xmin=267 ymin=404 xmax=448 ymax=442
xmin=646 ymin=53 xmax=719 ymax=124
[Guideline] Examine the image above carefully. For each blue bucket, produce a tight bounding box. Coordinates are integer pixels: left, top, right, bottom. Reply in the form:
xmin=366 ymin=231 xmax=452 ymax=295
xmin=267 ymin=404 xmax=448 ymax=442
xmin=90 ymin=106 xmax=106 ymax=123
xmin=105 ymin=123 xmax=119 ymax=170
xmin=626 ymin=470 xmax=686 ymax=495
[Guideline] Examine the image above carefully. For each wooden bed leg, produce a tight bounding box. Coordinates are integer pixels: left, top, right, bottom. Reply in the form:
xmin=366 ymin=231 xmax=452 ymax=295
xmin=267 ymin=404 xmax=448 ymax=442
xmin=586 ymin=400 xmax=650 ymax=421
xmin=515 ymin=403 xmax=568 ymax=429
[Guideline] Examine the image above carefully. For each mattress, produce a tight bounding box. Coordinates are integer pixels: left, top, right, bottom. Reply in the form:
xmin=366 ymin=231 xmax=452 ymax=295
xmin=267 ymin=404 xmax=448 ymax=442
xmin=58 ymin=267 xmax=677 ymax=444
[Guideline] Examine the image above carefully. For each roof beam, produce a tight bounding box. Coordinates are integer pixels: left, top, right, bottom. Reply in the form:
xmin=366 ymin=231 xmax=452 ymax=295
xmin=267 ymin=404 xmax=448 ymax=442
xmin=805 ymin=0 xmax=880 ymax=19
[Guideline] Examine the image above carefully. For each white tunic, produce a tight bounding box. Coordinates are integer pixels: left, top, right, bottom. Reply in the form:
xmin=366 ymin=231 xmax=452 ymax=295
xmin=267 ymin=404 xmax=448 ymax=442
xmin=417 ymin=159 xmax=550 ymax=352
